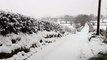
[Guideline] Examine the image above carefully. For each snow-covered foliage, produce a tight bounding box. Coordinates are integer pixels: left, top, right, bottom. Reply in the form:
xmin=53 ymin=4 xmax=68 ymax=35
xmin=0 ymin=10 xmax=67 ymax=59
xmin=63 ymin=25 xmax=76 ymax=33
xmin=0 ymin=31 xmax=64 ymax=59
xmin=0 ymin=11 xmax=64 ymax=36
xmin=88 ymin=32 xmax=107 ymax=60
xmin=61 ymin=24 xmax=76 ymax=34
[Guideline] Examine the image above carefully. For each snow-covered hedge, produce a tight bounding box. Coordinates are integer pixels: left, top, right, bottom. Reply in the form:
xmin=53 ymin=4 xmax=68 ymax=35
xmin=63 ymin=25 xmax=76 ymax=34
xmin=0 ymin=11 xmax=65 ymax=59
xmin=0 ymin=11 xmax=64 ymax=36
xmin=0 ymin=31 xmax=63 ymax=59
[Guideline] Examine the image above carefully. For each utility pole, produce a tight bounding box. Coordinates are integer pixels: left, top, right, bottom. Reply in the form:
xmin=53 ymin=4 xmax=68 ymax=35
xmin=96 ymin=0 xmax=102 ymax=35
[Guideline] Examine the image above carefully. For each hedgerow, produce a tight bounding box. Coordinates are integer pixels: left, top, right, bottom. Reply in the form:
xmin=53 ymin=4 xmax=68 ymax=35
xmin=0 ymin=11 xmax=64 ymax=36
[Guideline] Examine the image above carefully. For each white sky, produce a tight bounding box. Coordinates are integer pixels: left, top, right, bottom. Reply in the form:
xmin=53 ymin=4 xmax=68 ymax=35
xmin=0 ymin=0 xmax=107 ymax=18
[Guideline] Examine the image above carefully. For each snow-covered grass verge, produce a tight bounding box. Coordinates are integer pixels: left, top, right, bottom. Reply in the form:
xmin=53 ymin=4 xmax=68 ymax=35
xmin=88 ymin=33 xmax=107 ymax=60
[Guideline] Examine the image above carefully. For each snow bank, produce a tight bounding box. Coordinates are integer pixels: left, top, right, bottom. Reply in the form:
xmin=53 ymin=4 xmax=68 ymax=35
xmin=0 ymin=31 xmax=65 ymax=59
xmin=88 ymin=32 xmax=107 ymax=60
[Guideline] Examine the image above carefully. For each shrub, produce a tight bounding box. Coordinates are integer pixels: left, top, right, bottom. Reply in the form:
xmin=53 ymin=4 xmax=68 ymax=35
xmin=0 ymin=11 xmax=64 ymax=36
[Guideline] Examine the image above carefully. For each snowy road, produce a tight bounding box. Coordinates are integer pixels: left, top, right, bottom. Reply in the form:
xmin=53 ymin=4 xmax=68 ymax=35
xmin=28 ymin=24 xmax=95 ymax=60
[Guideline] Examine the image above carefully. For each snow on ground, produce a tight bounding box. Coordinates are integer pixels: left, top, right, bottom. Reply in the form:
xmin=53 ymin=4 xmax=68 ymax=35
xmin=93 ymin=26 xmax=106 ymax=30
xmin=0 ymin=31 xmax=66 ymax=60
xmin=38 ymin=24 xmax=93 ymax=60
xmin=61 ymin=24 xmax=76 ymax=34
xmin=28 ymin=24 xmax=107 ymax=60
xmin=89 ymin=36 xmax=107 ymax=55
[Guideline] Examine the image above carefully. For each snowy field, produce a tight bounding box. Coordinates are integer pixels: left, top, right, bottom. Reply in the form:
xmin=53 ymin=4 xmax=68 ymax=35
xmin=93 ymin=26 xmax=107 ymax=30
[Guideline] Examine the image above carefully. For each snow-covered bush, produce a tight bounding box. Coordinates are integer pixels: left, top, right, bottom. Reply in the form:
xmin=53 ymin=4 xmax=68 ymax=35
xmin=0 ymin=11 xmax=37 ymax=35
xmin=0 ymin=11 xmax=64 ymax=36
xmin=0 ymin=31 xmax=64 ymax=59
xmin=63 ymin=26 xmax=76 ymax=33
xmin=0 ymin=10 xmax=65 ymax=59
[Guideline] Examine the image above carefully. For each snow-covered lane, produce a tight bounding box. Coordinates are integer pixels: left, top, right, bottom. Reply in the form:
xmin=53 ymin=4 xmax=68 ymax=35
xmin=28 ymin=24 xmax=94 ymax=60
xmin=39 ymin=24 xmax=93 ymax=60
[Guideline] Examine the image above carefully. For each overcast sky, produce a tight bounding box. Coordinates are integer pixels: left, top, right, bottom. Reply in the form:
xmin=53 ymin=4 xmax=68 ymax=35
xmin=0 ymin=0 xmax=107 ymax=18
